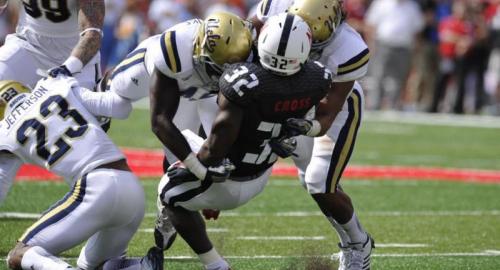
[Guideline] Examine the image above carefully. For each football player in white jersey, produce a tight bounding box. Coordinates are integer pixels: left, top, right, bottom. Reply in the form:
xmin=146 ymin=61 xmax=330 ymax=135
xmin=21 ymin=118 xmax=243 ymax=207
xmin=0 ymin=0 xmax=103 ymax=89
xmin=69 ymin=11 xmax=255 ymax=252
xmin=250 ymin=1 xmax=374 ymax=269
xmin=0 ymin=78 xmax=161 ymax=270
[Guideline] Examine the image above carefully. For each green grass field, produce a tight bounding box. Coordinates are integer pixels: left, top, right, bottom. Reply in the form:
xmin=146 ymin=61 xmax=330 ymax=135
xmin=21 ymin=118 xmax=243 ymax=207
xmin=1 ymin=109 xmax=500 ymax=269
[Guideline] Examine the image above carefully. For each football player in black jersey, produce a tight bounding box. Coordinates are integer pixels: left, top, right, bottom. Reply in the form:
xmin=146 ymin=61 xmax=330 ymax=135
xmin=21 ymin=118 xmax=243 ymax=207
xmin=156 ymin=13 xmax=332 ymax=270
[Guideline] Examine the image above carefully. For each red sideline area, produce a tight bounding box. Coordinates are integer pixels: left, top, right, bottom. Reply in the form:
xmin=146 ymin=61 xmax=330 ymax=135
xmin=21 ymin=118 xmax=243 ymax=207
xmin=16 ymin=148 xmax=500 ymax=184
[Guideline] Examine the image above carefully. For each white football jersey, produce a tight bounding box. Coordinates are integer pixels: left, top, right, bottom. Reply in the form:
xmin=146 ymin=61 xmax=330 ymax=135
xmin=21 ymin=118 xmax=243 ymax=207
xmin=145 ymin=19 xmax=217 ymax=95
xmin=256 ymin=0 xmax=370 ymax=82
xmin=16 ymin=0 xmax=79 ymax=37
xmin=0 ymin=78 xmax=124 ymax=184
xmin=110 ymin=19 xmax=215 ymax=102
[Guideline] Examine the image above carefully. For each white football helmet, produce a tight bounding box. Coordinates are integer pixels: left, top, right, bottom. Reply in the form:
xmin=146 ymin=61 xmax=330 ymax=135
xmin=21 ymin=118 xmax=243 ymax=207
xmin=258 ymin=13 xmax=312 ymax=76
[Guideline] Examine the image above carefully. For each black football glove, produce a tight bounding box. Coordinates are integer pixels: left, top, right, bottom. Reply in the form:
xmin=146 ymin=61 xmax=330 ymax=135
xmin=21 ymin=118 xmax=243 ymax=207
xmin=166 ymin=162 xmax=199 ymax=185
xmin=269 ymin=136 xmax=297 ymax=158
xmin=47 ymin=65 xmax=72 ymax=78
xmin=284 ymin=118 xmax=315 ymax=137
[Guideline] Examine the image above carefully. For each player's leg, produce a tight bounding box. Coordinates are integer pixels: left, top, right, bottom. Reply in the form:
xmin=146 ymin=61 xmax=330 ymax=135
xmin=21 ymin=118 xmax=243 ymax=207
xmin=7 ymin=175 xmax=96 ymax=270
xmin=305 ymin=85 xmax=373 ymax=270
xmin=7 ymin=169 xmax=145 ymax=270
xmin=156 ymin=131 xmax=270 ymax=270
xmin=158 ymin=174 xmax=231 ymax=270
xmin=155 ymin=107 xmax=201 ymax=252
xmin=83 ymin=169 xmax=161 ymax=270
xmin=159 ymin=172 xmax=270 ymax=270
xmin=76 ymin=169 xmax=147 ymax=269
xmin=291 ymin=135 xmax=314 ymax=188
xmin=0 ymin=35 xmax=42 ymax=88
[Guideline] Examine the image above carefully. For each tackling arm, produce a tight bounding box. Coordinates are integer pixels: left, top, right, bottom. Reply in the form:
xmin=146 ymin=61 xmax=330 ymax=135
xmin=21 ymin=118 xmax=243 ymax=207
xmin=149 ymin=68 xmax=192 ymax=162
xmin=197 ymin=93 xmax=243 ymax=166
xmin=314 ymin=81 xmax=354 ymax=136
xmin=284 ymin=80 xmax=353 ymax=137
xmin=0 ymin=152 xmax=23 ymax=204
xmin=73 ymin=87 xmax=133 ymax=119
xmin=64 ymin=0 xmax=104 ymax=74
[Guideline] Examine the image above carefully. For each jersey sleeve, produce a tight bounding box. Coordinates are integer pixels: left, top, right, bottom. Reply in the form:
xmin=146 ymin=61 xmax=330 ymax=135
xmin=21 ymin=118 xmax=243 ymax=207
xmin=326 ymin=24 xmax=370 ymax=82
xmin=145 ymin=27 xmax=196 ymax=80
xmin=308 ymin=61 xmax=333 ymax=91
xmin=255 ymin=0 xmax=291 ymax=22
xmin=219 ymin=63 xmax=258 ymax=107
xmin=72 ymin=87 xmax=133 ymax=120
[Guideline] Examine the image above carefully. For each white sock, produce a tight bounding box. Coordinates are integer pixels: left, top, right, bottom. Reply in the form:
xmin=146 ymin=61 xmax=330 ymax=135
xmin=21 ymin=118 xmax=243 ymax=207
xmin=340 ymin=213 xmax=367 ymax=244
xmin=327 ymin=216 xmax=351 ymax=247
xmin=198 ymin=248 xmax=228 ymax=269
xmin=21 ymin=246 xmax=72 ymax=270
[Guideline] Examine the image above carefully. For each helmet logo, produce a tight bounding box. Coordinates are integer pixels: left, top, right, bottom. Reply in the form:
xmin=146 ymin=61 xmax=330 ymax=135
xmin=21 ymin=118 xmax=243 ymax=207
xmin=204 ymin=18 xmax=222 ymax=53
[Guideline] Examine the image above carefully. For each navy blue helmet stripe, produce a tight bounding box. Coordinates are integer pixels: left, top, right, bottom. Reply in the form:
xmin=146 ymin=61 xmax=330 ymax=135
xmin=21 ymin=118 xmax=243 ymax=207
xmin=262 ymin=0 xmax=273 ymax=16
xmin=277 ymin=14 xmax=295 ymax=57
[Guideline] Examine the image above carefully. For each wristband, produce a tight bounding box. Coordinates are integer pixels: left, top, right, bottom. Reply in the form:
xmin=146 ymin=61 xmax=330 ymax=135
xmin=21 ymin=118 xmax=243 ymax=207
xmin=80 ymin=27 xmax=104 ymax=37
xmin=182 ymin=152 xmax=207 ymax=180
xmin=63 ymin=56 xmax=84 ymax=74
xmin=306 ymin=120 xmax=322 ymax=137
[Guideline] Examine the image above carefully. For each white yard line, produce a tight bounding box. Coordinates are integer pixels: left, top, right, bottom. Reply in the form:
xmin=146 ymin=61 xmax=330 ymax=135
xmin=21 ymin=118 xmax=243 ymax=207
xmin=376 ymin=243 xmax=429 ymax=248
xmin=3 ymin=210 xmax=500 ymax=219
xmin=365 ymin=111 xmax=500 ymax=129
xmin=139 ymin=228 xmax=228 ymax=233
xmin=1 ymin=251 xmax=499 ymax=261
xmin=237 ymin=236 xmax=326 ymax=241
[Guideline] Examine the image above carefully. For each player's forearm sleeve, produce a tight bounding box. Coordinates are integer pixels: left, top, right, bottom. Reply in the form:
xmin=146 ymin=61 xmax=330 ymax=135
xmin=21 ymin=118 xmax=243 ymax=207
xmin=73 ymin=87 xmax=133 ymax=119
xmin=0 ymin=154 xmax=22 ymax=204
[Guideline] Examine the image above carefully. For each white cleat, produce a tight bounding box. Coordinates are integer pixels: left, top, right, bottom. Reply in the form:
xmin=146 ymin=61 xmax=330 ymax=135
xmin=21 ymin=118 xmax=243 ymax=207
xmin=335 ymin=234 xmax=374 ymax=270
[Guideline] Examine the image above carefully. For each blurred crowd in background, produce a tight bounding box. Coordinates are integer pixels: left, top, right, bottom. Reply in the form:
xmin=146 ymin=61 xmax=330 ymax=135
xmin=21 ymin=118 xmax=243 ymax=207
xmin=1 ymin=0 xmax=500 ymax=115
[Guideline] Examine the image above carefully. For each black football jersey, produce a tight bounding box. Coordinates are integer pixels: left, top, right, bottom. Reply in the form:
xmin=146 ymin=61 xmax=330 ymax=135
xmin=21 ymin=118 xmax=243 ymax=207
xmin=218 ymin=61 xmax=332 ymax=177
